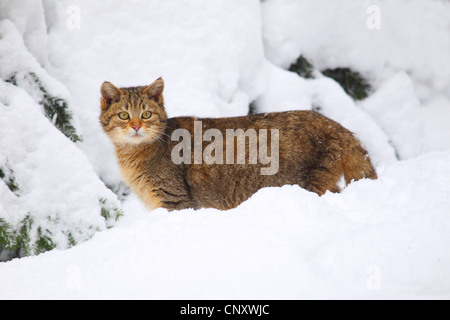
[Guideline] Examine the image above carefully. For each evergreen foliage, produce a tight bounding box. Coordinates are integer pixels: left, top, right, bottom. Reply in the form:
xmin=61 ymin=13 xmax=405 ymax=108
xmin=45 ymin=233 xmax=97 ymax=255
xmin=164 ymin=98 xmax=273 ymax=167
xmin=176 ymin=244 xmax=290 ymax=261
xmin=17 ymin=215 xmax=32 ymax=256
xmin=0 ymin=165 xmax=20 ymax=194
xmin=66 ymin=232 xmax=77 ymax=248
xmin=288 ymin=55 xmax=372 ymax=101
xmin=0 ymin=167 xmax=123 ymax=259
xmin=0 ymin=215 xmax=32 ymax=258
xmin=288 ymin=55 xmax=315 ymax=79
xmin=248 ymin=101 xmax=258 ymax=115
xmin=322 ymin=68 xmax=371 ymax=100
xmin=100 ymin=198 xmax=124 ymax=228
xmin=0 ymin=198 xmax=123 ymax=259
xmin=0 ymin=218 xmax=14 ymax=249
xmin=35 ymin=227 xmax=56 ymax=255
xmin=6 ymin=72 xmax=82 ymax=143
xmin=27 ymin=72 xmax=82 ymax=143
xmin=5 ymin=73 xmax=18 ymax=86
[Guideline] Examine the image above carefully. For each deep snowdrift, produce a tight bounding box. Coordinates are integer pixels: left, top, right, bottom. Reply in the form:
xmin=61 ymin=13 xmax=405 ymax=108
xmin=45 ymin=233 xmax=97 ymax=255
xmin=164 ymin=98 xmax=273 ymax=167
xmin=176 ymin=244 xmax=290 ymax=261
xmin=1 ymin=152 xmax=449 ymax=299
xmin=0 ymin=0 xmax=449 ymax=299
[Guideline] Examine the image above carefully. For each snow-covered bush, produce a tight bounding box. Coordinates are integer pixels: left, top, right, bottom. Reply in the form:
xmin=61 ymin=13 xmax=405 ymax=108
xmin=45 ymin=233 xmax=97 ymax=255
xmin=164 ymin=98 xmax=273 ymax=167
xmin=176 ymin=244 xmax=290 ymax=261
xmin=0 ymin=7 xmax=122 ymax=260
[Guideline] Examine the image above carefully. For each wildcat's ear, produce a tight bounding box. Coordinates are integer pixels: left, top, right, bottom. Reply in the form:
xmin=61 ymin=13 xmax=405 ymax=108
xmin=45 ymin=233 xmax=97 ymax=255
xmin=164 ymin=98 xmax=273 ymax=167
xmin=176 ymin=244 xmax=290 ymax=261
xmin=101 ymin=82 xmax=122 ymax=109
xmin=143 ymin=77 xmax=164 ymax=103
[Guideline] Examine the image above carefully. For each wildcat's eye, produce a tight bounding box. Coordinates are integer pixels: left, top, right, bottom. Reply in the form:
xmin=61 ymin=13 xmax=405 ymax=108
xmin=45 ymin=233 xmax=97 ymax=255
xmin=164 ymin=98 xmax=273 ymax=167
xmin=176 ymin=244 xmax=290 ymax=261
xmin=142 ymin=111 xmax=152 ymax=119
xmin=118 ymin=112 xmax=129 ymax=120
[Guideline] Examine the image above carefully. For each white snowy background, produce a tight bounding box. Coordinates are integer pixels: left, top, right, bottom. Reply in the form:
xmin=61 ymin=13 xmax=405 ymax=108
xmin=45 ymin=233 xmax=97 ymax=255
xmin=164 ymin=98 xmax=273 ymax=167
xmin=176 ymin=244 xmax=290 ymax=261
xmin=0 ymin=0 xmax=450 ymax=299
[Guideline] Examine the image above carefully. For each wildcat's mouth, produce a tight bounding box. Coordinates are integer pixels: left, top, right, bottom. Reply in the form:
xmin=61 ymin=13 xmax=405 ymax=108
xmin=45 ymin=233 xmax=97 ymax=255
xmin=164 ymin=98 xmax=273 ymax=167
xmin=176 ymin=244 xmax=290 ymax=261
xmin=124 ymin=128 xmax=164 ymax=145
xmin=128 ymin=132 xmax=146 ymax=140
xmin=131 ymin=131 xmax=144 ymax=137
xmin=110 ymin=127 xmax=162 ymax=145
xmin=120 ymin=129 xmax=146 ymax=143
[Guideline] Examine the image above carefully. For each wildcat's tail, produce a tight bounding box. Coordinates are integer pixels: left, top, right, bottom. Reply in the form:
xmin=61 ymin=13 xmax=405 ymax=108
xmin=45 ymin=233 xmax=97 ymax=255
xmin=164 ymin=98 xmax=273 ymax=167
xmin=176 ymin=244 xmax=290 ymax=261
xmin=342 ymin=142 xmax=377 ymax=185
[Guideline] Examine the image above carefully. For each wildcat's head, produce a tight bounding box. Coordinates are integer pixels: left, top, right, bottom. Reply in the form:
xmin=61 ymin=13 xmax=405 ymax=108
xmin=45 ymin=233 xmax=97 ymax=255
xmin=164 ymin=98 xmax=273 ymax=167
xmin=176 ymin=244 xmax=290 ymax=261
xmin=100 ymin=78 xmax=167 ymax=145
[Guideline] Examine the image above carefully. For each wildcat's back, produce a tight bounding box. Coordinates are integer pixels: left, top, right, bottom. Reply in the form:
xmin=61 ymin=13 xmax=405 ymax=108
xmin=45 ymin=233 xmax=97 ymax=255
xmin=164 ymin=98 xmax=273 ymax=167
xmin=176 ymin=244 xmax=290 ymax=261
xmin=161 ymin=111 xmax=376 ymax=210
xmin=99 ymin=78 xmax=377 ymax=211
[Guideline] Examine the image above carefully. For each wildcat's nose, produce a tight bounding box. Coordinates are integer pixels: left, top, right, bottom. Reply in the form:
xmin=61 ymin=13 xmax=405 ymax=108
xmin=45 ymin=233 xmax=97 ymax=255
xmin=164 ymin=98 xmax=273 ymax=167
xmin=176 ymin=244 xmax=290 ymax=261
xmin=132 ymin=125 xmax=141 ymax=132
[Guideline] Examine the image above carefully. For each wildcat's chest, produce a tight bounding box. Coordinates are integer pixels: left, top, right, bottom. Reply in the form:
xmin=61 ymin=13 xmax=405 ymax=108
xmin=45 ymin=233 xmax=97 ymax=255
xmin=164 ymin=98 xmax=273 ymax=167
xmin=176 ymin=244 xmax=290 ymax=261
xmin=118 ymin=155 xmax=162 ymax=210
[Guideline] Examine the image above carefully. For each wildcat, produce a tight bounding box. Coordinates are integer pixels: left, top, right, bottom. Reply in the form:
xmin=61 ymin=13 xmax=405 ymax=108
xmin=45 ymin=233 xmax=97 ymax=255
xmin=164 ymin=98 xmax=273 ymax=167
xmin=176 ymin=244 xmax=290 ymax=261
xmin=100 ymin=78 xmax=377 ymax=211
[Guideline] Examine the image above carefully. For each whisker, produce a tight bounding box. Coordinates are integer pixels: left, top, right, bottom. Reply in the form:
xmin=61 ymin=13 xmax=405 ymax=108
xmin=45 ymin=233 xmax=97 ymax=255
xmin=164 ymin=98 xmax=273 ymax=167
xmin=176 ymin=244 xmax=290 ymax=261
xmin=154 ymin=135 xmax=165 ymax=149
xmin=152 ymin=129 xmax=170 ymax=138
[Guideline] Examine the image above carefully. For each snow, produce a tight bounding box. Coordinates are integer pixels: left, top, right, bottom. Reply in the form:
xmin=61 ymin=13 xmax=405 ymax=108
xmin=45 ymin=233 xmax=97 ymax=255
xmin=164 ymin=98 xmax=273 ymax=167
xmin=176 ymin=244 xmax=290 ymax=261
xmin=1 ymin=0 xmax=450 ymax=299
xmin=0 ymin=0 xmax=48 ymax=67
xmin=261 ymin=0 xmax=450 ymax=102
xmin=1 ymin=152 xmax=449 ymax=299
xmin=360 ymin=72 xmax=424 ymax=159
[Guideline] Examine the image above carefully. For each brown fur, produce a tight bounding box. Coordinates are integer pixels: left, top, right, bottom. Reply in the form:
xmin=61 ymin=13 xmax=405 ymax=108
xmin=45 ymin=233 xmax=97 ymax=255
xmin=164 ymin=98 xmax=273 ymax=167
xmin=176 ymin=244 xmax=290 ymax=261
xmin=100 ymin=78 xmax=377 ymax=211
